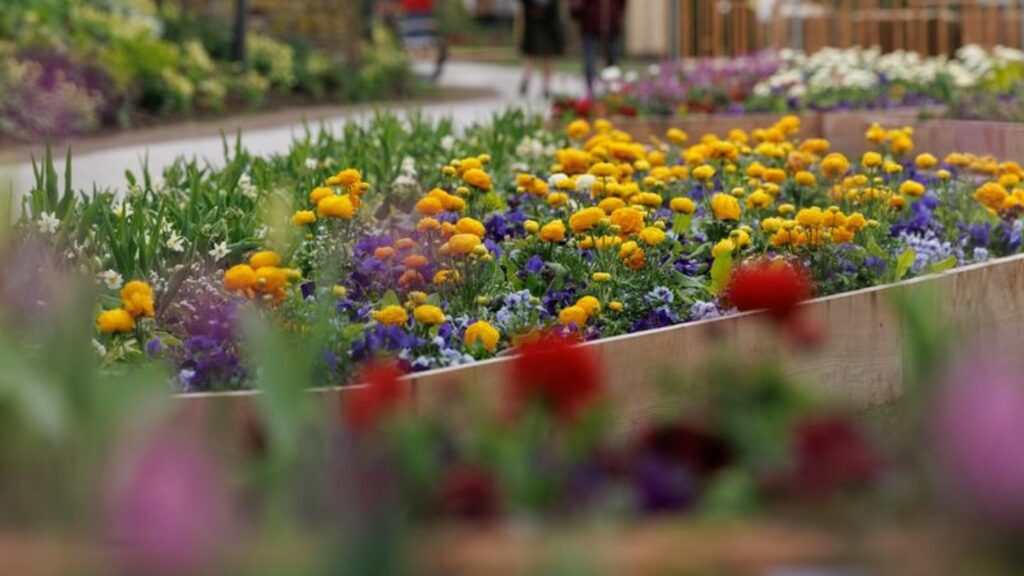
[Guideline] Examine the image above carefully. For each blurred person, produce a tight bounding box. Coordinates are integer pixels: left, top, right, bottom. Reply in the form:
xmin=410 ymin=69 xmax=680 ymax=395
xmin=518 ymin=0 xmax=565 ymax=98
xmin=571 ymin=0 xmax=628 ymax=97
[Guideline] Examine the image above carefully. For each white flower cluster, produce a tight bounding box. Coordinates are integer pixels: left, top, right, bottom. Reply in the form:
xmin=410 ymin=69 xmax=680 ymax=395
xmin=754 ymin=45 xmax=1024 ymax=100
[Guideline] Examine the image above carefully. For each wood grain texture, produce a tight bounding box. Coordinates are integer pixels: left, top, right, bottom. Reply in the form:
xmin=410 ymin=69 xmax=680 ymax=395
xmin=181 ymin=254 xmax=1024 ymax=436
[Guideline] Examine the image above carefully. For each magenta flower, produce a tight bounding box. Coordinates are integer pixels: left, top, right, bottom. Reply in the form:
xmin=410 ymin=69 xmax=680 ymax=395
xmin=107 ymin=433 xmax=233 ymax=575
xmin=932 ymin=354 xmax=1024 ymax=526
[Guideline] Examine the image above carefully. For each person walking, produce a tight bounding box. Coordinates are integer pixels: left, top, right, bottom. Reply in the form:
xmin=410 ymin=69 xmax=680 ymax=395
xmin=518 ymin=0 xmax=565 ymax=98
xmin=571 ymin=0 xmax=628 ymax=98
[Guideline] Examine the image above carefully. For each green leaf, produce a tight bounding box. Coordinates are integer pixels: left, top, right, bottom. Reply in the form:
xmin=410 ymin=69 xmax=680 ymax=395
xmin=709 ymin=250 xmax=733 ymax=295
xmin=867 ymin=237 xmax=887 ymax=260
xmin=381 ymin=290 xmax=400 ymax=307
xmin=894 ymin=248 xmax=916 ymax=281
xmin=672 ymin=213 xmax=692 ymax=235
xmin=927 ymin=255 xmax=957 ymax=274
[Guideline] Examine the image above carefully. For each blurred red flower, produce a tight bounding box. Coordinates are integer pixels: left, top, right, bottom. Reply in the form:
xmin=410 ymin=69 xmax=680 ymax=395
xmin=793 ymin=417 xmax=879 ymax=497
xmin=344 ymin=361 xmax=408 ymax=432
xmin=507 ymin=334 xmax=603 ymax=422
xmin=724 ymin=258 xmax=812 ymax=320
xmin=437 ymin=464 xmax=500 ymax=522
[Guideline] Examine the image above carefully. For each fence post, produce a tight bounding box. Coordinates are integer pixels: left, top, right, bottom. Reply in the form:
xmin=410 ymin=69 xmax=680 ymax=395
xmin=232 ymin=0 xmax=247 ymax=64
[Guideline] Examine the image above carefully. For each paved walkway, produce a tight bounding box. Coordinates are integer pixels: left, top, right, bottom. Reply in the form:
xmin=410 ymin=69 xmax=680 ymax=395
xmin=3 ymin=61 xmax=584 ymax=197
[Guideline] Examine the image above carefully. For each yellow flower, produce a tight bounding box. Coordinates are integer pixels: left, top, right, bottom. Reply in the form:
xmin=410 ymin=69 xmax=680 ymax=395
xmin=899 ymin=180 xmax=926 ymax=197
xmin=524 ymin=220 xmax=540 ymax=233
xmin=862 ymin=152 xmax=883 ymax=169
xmin=292 ymin=210 xmax=316 ymax=225
xmin=937 ymin=169 xmax=951 ymax=180
xmin=310 ymin=186 xmax=333 ymax=204
xmin=224 ymin=264 xmax=258 ymax=292
xmin=329 ymin=168 xmax=362 ymax=188
xmin=712 ymin=238 xmax=735 ymax=258
xmin=120 ymin=280 xmax=155 ymax=318
xmin=592 ymin=272 xmax=611 ymax=282
xmin=462 ymin=168 xmax=492 ymax=190
xmin=249 ymin=250 xmax=281 ymax=269
xmin=434 ymin=269 xmax=460 ymax=284
xmin=417 ymin=217 xmax=441 ymax=232
xmin=891 ymin=133 xmax=914 ymax=154
xmin=609 ymin=301 xmax=624 ymax=312
xmin=666 ymin=128 xmax=688 ymax=145
xmin=317 ymin=194 xmax=356 ymax=219
xmin=692 ymin=165 xmax=716 ymax=181
xmin=415 ymin=196 xmax=444 ymax=216
xmin=546 ymin=192 xmax=569 ymax=207
xmin=865 ymin=123 xmax=887 ymax=144
xmin=746 ymin=190 xmax=773 ymax=209
xmin=575 ymin=295 xmax=601 ymax=317
xmin=559 ymin=305 xmax=589 ymax=327
xmin=590 ymin=162 xmax=617 ymax=177
xmin=456 ymin=217 xmax=486 ymax=238
xmin=413 ymin=304 xmax=446 ymax=325
xmin=598 ymin=197 xmax=626 ymax=214
xmin=669 ymin=197 xmax=696 ymax=214
xmin=639 ymin=226 xmax=666 ymax=246
xmin=374 ymin=246 xmax=395 ymax=260
xmin=464 ymin=320 xmax=500 ymax=351
xmin=255 ymin=266 xmax=288 ymax=293
xmin=610 ymin=207 xmax=645 ymax=234
xmin=975 ymin=182 xmax=1009 ymax=211
xmin=97 ymin=308 xmax=135 ymax=333
xmin=796 ymin=207 xmax=825 ymax=228
xmin=540 ymin=220 xmax=566 ymax=242
xmin=794 ymin=171 xmax=816 ymax=186
xmin=444 ymin=233 xmax=482 ymax=256
xmin=915 ymin=153 xmax=937 ymax=170
xmin=373 ymin=305 xmax=408 ymax=326
xmin=710 ymin=193 xmax=741 ymax=221
xmin=821 ymin=153 xmax=850 ymax=179
xmin=569 ymin=207 xmax=606 ymax=234
xmin=567 ymin=119 xmax=591 ymax=139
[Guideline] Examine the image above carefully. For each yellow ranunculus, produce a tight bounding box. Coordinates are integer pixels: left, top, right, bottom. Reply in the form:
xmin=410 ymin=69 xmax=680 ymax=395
xmin=915 ymin=153 xmax=937 ymax=170
xmin=415 ymin=196 xmax=444 ymax=216
xmin=610 ymin=207 xmax=644 ymax=234
xmin=559 ymin=305 xmax=588 ymax=327
xmin=540 ymin=220 xmax=566 ymax=242
xmin=456 ymin=217 xmax=486 ymax=238
xmin=97 ymin=308 xmax=135 ymax=333
xmin=464 ymin=320 xmax=500 ymax=351
xmin=224 ymin=264 xmax=258 ymax=292
xmin=317 ymin=194 xmax=356 ymax=219
xmin=373 ymin=305 xmax=408 ymax=326
xmin=796 ymin=207 xmax=825 ymax=228
xmin=592 ymin=272 xmax=611 ymax=282
xmin=444 ymin=233 xmax=482 ymax=256
xmin=639 ymin=226 xmax=666 ymax=246
xmin=669 ymin=197 xmax=695 ymax=214
xmin=310 ymin=186 xmax=333 ymax=204
xmin=413 ymin=304 xmax=446 ymax=325
xmin=712 ymin=238 xmax=735 ymax=258
xmin=255 ymin=266 xmax=288 ymax=293
xmin=567 ymin=119 xmax=591 ymax=139
xmin=569 ymin=207 xmax=605 ymax=234
xmin=249 ymin=250 xmax=281 ymax=269
xmin=462 ymin=168 xmax=492 ymax=191
xmin=120 ymin=280 xmax=155 ymax=318
xmin=710 ymin=193 xmax=740 ymax=221
xmin=292 ymin=210 xmax=316 ymax=226
xmin=899 ymin=180 xmax=926 ymax=197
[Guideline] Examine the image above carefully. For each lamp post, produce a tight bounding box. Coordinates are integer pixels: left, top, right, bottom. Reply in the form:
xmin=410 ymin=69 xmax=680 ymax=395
xmin=233 ymin=0 xmax=248 ymax=64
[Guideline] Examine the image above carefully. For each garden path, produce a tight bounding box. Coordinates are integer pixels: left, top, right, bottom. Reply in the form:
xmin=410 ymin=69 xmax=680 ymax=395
xmin=2 ymin=61 xmax=584 ymax=199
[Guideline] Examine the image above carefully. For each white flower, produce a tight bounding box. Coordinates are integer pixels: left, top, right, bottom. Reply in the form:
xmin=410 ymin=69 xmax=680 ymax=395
xmin=647 ymin=64 xmax=661 ymax=76
xmin=238 ymin=173 xmax=257 ymax=199
xmin=97 ymin=269 xmax=124 ymax=290
xmin=167 ymin=231 xmax=186 ymax=253
xmin=600 ymin=66 xmax=622 ymax=82
xmin=547 ymin=173 xmax=569 ymax=188
xmin=440 ymin=135 xmax=455 ymax=151
xmin=37 ymin=211 xmax=60 ymax=234
xmin=111 ymin=201 xmax=133 ymax=219
xmin=91 ymin=339 xmax=107 ymax=358
xmin=575 ymin=174 xmax=597 ymax=193
xmin=208 ymin=241 xmax=229 ymax=261
xmin=304 ymin=157 xmax=318 ymax=170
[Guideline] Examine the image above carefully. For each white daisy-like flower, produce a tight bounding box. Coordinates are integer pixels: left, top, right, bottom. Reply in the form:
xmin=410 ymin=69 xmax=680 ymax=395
xmin=304 ymin=157 xmax=318 ymax=170
xmin=575 ymin=174 xmax=597 ymax=193
xmin=440 ymin=135 xmax=455 ymax=151
xmin=167 ymin=231 xmax=186 ymax=253
xmin=91 ymin=339 xmax=107 ymax=358
xmin=97 ymin=269 xmax=124 ymax=290
xmin=37 ymin=211 xmax=60 ymax=234
xmin=208 ymin=241 xmax=229 ymax=261
xmin=548 ymin=173 xmax=569 ymax=188
xmin=111 ymin=201 xmax=133 ymax=219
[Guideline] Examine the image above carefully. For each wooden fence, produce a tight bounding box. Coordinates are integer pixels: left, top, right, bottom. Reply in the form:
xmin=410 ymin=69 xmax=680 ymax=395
xmin=668 ymin=0 xmax=1024 ymax=59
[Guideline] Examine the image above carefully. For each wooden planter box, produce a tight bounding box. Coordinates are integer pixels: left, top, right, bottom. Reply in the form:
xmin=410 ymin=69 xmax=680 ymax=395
xmin=183 ymin=253 xmax=1024 ymax=437
xmin=880 ymin=118 xmax=1024 ymax=163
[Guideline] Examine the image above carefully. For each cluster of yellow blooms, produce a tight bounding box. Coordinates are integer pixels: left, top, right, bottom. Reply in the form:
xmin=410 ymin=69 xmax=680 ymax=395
xmin=292 ymin=168 xmax=370 ymax=225
xmin=96 ymin=281 xmax=155 ymax=333
xmin=222 ymin=250 xmax=302 ymax=303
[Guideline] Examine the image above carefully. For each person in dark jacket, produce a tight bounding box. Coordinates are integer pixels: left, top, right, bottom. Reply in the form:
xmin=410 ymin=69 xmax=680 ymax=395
xmin=571 ymin=0 xmax=628 ymax=97
xmin=519 ymin=0 xmax=565 ymax=98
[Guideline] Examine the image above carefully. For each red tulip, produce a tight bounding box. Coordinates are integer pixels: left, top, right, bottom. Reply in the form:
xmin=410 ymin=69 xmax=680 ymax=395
xmin=724 ymin=258 xmax=812 ymax=320
xmin=507 ymin=334 xmax=603 ymax=422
